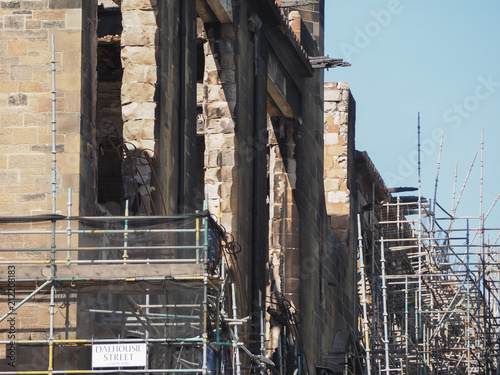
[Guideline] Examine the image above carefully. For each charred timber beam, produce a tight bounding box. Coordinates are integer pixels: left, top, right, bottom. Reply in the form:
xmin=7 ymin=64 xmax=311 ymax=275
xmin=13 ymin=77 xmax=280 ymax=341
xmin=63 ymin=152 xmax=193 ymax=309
xmin=308 ymin=56 xmax=351 ymax=69
xmin=277 ymin=0 xmax=319 ymax=7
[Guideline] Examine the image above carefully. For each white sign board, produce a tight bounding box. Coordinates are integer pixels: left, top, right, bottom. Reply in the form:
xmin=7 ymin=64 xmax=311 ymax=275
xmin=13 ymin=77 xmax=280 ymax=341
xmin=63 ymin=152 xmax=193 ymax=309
xmin=92 ymin=343 xmax=147 ymax=368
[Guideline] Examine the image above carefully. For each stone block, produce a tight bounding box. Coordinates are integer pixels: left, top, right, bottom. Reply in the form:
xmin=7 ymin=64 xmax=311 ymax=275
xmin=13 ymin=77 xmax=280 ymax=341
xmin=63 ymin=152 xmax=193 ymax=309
xmin=205 ymin=118 xmax=235 ymax=134
xmin=121 ymin=101 xmax=156 ymax=121
xmin=324 ymin=102 xmax=337 ymax=113
xmin=0 ymin=113 xmax=21 ymax=127
xmin=121 ymin=46 xmax=156 ymax=67
xmin=324 ymin=133 xmax=339 ymax=146
xmin=121 ymin=0 xmax=158 ymax=10
xmin=21 ymin=55 xmax=43 ymax=65
xmin=9 ymin=154 xmax=45 ymax=169
xmin=49 ymin=0 xmax=81 ymax=9
xmin=38 ymin=133 xmax=64 ymax=144
xmin=61 ymin=173 xmax=79 ymax=191
xmin=0 ymin=29 xmax=45 ymax=41
xmin=122 ymin=7 xmax=157 ymax=26
xmin=21 ymin=1 xmax=47 ymax=10
xmin=51 ymin=29 xmax=81 ymax=51
xmin=4 ymin=15 xmax=24 ymax=29
xmin=122 ymin=24 xmax=158 ymax=46
xmin=56 ymin=112 xmax=79 ymax=133
xmin=10 ymin=65 xmax=33 ymax=81
xmin=340 ymin=113 xmax=347 ymax=125
xmin=36 ymin=94 xmax=63 ymax=112
xmin=28 ymin=39 xmax=48 ymax=53
xmin=16 ymin=193 xmax=46 ymax=202
xmin=30 ymin=144 xmax=65 ymax=153
xmin=26 ymin=19 xmax=41 ymax=29
xmin=204 ymin=166 xmax=221 ymax=183
xmin=122 ymin=65 xmax=157 ymax=83
xmin=324 ymin=178 xmax=340 ymax=191
xmin=220 ymin=165 xmax=235 ymax=182
xmin=327 ymin=191 xmax=349 ymax=205
xmin=324 ymin=89 xmax=341 ymax=102
xmin=56 ymin=72 xmax=81 ymax=92
xmin=205 ymin=133 xmax=225 ymax=150
xmin=123 ymin=118 xmax=155 ymax=140
xmin=18 ymin=81 xmax=43 ymax=92
xmin=13 ymin=127 xmax=38 ymax=143
xmin=326 ymin=123 xmax=339 ymax=134
xmin=204 ymin=149 xmax=220 ymax=167
xmin=1 ymin=1 xmax=21 ymax=8
xmin=64 ymin=91 xmax=80 ymax=112
xmin=42 ymin=20 xmax=65 ymax=28
xmin=338 ymin=82 xmax=349 ymax=90
xmin=33 ymin=9 xmax=65 ymax=20
xmin=64 ymin=133 xmax=80 ymax=152
xmin=0 ymin=80 xmax=18 ymax=92
xmin=8 ymin=39 xmax=27 ymax=56
xmin=0 ymin=170 xmax=20 ymax=185
xmin=65 ymin=8 xmax=81 ymax=29
xmin=0 ymin=193 xmax=15 ymax=202
xmin=206 ymin=101 xmax=231 ymax=119
xmin=327 ymin=202 xmax=349 ymax=217
xmin=53 ymin=152 xmax=79 ymax=174
xmin=33 ymin=72 xmax=48 ymax=81
xmin=121 ymin=82 xmax=155 ymax=104
xmin=8 ymin=93 xmax=28 ymax=106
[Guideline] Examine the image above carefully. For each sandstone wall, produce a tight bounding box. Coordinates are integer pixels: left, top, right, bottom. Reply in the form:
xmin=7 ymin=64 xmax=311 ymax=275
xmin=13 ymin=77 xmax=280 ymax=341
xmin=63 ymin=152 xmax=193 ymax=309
xmin=0 ymin=0 xmax=95 ymax=217
xmin=0 ymin=0 xmax=97 ymax=368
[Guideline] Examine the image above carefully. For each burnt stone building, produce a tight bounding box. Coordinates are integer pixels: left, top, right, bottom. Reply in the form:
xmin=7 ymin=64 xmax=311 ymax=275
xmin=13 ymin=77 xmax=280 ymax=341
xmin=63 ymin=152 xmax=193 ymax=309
xmin=0 ymin=1 xmax=367 ymax=373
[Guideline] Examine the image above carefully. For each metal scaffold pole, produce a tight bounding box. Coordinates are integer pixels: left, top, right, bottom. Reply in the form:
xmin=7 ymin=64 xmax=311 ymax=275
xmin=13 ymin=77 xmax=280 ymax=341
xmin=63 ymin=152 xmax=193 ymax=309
xmin=466 ymin=219 xmax=471 ymax=375
xmin=358 ymin=214 xmax=372 ymax=375
xmin=49 ymin=34 xmax=57 ymax=375
xmin=404 ymin=276 xmax=409 ymax=374
xmin=231 ymin=284 xmax=241 ymax=375
xmin=417 ymin=112 xmax=423 ymax=375
xmin=380 ymin=238 xmax=390 ymax=375
xmin=202 ymin=214 xmax=209 ymax=375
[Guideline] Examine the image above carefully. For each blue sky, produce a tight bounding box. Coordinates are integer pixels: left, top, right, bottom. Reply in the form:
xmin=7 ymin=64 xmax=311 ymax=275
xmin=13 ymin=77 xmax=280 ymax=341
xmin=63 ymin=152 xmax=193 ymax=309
xmin=324 ymin=1 xmax=500 ymax=240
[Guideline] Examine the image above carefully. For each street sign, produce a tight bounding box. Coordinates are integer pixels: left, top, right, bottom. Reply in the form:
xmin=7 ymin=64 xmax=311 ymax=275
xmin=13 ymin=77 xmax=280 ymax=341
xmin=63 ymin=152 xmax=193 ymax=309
xmin=92 ymin=343 xmax=147 ymax=368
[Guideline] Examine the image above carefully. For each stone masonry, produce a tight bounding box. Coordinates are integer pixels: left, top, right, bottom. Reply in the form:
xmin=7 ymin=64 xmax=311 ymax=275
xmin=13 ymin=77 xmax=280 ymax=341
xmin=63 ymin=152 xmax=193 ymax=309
xmin=0 ymin=0 xmax=90 ymax=217
xmin=120 ymin=0 xmax=157 ymax=157
xmin=119 ymin=0 xmax=158 ymax=215
xmin=0 ymin=0 xmax=97 ymax=365
xmin=203 ymin=22 xmax=238 ymax=234
xmin=324 ymin=82 xmax=354 ymax=244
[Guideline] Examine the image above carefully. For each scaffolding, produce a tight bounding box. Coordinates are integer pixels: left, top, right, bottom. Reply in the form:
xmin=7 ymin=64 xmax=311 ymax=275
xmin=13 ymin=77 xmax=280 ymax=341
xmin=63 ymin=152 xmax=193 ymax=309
xmin=356 ymin=131 xmax=500 ymax=374
xmin=0 ymin=208 xmax=271 ymax=374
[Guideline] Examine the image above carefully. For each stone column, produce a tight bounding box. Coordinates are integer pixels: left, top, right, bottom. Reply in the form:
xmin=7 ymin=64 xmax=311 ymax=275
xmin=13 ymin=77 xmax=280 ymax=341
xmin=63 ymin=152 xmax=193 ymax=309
xmin=203 ymin=23 xmax=238 ymax=233
xmin=120 ymin=0 xmax=158 ymax=214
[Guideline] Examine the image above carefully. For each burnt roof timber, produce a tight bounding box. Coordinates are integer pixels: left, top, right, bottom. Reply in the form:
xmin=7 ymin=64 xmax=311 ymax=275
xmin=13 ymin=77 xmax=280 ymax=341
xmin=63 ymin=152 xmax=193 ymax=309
xmin=277 ymin=0 xmax=319 ymax=7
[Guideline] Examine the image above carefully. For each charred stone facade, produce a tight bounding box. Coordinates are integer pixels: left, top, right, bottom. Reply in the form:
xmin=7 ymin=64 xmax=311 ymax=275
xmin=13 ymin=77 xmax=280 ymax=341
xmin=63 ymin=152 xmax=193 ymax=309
xmin=0 ymin=1 xmax=370 ymax=374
